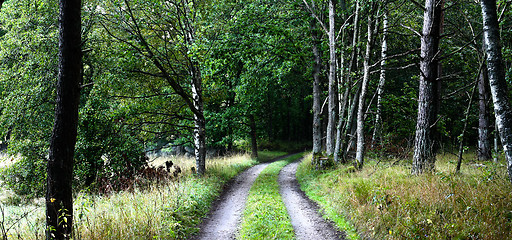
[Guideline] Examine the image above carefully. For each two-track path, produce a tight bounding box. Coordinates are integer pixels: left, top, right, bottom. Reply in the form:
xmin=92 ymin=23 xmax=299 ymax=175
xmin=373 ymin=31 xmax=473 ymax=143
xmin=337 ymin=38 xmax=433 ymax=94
xmin=194 ymin=155 xmax=345 ymax=240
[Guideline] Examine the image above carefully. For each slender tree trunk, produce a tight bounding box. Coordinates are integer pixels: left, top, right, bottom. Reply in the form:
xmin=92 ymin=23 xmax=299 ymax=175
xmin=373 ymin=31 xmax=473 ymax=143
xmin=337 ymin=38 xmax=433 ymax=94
xmin=249 ymin=114 xmax=258 ymax=158
xmin=480 ymin=0 xmax=512 ymax=182
xmin=334 ymin=47 xmax=347 ymax=163
xmin=478 ymin=61 xmax=492 ymax=161
xmin=46 ymin=0 xmax=81 ymax=238
xmin=342 ymin=85 xmax=360 ymax=158
xmin=456 ymin=82 xmax=478 ymax=172
xmin=192 ymin=77 xmax=206 ymax=175
xmin=326 ymin=0 xmax=338 ymax=156
xmin=310 ymin=19 xmax=323 ymax=159
xmin=184 ymin=7 xmax=207 ymax=175
xmin=191 ymin=57 xmax=206 ymax=175
xmin=355 ymin=15 xmax=375 ymax=169
xmin=412 ymin=0 xmax=444 ymax=175
xmin=372 ymin=10 xmax=388 ymax=147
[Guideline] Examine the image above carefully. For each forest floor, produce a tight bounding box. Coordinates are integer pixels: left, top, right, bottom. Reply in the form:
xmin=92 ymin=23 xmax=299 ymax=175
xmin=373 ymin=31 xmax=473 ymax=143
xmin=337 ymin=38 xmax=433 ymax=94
xmin=194 ymin=153 xmax=345 ymax=240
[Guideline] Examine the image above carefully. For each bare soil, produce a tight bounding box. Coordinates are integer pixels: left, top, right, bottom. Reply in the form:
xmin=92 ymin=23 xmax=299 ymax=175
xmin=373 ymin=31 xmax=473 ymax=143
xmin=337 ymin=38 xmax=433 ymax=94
xmin=279 ymin=160 xmax=346 ymax=240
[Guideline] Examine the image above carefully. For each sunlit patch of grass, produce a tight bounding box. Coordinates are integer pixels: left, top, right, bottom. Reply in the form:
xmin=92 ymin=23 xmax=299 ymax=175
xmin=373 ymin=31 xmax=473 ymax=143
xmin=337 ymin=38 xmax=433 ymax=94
xmin=5 ymin=153 xmax=261 ymax=239
xmin=297 ymin=152 xmax=512 ymax=240
xmin=238 ymin=153 xmax=304 ymax=240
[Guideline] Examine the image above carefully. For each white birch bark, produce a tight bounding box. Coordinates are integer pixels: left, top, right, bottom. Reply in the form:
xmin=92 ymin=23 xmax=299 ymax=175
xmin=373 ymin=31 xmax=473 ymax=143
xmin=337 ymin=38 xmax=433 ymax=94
xmin=480 ymin=0 xmax=512 ymax=181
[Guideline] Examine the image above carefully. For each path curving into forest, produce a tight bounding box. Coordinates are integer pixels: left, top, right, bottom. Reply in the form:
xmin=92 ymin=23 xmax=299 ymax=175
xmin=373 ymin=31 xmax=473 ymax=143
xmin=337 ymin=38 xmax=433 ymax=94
xmin=279 ymin=159 xmax=346 ymax=240
xmin=194 ymin=155 xmax=292 ymax=240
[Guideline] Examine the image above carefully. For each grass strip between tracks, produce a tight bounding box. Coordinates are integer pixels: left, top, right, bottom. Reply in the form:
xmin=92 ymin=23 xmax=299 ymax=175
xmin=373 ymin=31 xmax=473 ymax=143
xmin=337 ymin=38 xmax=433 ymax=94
xmin=238 ymin=152 xmax=304 ymax=240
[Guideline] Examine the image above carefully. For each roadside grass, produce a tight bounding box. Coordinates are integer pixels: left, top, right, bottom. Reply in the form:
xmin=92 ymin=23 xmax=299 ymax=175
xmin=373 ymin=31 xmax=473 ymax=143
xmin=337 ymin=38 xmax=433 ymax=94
xmin=297 ymin=152 xmax=512 ymax=240
xmin=238 ymin=153 xmax=304 ymax=240
xmin=2 ymin=151 xmax=287 ymax=239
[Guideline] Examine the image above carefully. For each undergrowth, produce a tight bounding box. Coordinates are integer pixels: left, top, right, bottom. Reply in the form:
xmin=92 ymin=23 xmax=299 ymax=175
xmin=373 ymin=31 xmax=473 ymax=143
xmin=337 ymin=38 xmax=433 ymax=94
xmin=238 ymin=153 xmax=304 ymax=240
xmin=297 ymin=152 xmax=512 ymax=240
xmin=2 ymin=152 xmax=287 ymax=239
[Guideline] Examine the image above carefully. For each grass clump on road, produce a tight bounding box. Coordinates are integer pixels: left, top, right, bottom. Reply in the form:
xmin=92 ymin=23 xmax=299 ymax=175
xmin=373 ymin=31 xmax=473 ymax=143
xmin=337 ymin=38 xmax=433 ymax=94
xmin=297 ymin=152 xmax=512 ymax=240
xmin=239 ymin=153 xmax=304 ymax=240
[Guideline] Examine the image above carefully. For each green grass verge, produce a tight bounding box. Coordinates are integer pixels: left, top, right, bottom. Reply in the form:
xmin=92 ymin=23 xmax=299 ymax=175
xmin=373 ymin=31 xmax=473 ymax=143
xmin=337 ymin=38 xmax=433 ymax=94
xmin=297 ymin=152 xmax=512 ymax=239
xmin=238 ymin=153 xmax=304 ymax=240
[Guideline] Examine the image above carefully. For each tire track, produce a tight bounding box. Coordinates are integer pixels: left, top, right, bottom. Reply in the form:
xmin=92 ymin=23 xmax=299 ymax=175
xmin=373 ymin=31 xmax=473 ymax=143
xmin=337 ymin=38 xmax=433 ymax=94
xmin=279 ymin=160 xmax=346 ymax=240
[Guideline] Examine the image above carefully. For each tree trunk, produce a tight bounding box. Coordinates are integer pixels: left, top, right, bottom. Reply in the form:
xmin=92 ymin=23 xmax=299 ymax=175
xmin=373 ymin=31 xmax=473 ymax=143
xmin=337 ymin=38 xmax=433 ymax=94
xmin=342 ymin=85 xmax=360 ymax=159
xmin=46 ymin=0 xmax=81 ymax=238
xmin=372 ymin=9 xmax=388 ymax=147
xmin=334 ymin=49 xmax=347 ymax=163
xmin=480 ymin=0 xmax=512 ymax=182
xmin=478 ymin=61 xmax=492 ymax=161
xmin=326 ymin=0 xmax=338 ymax=156
xmin=412 ymin=0 xmax=444 ymax=175
xmin=191 ymin=62 xmax=206 ymax=175
xmin=310 ymin=19 xmax=323 ymax=160
xmin=184 ymin=7 xmax=207 ymax=175
xmin=355 ymin=14 xmax=375 ymax=169
xmin=456 ymin=82 xmax=478 ymax=173
xmin=249 ymin=114 xmax=258 ymax=159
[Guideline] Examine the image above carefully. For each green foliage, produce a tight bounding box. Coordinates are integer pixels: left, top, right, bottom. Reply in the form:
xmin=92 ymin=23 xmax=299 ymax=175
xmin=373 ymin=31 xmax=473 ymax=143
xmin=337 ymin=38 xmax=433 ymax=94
xmin=239 ymin=153 xmax=304 ymax=239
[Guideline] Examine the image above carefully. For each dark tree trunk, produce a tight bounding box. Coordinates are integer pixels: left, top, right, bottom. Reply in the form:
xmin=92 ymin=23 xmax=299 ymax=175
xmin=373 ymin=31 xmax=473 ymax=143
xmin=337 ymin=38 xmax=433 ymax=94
xmin=478 ymin=62 xmax=492 ymax=161
xmin=326 ymin=0 xmax=338 ymax=156
xmin=249 ymin=115 xmax=258 ymax=158
xmin=481 ymin=0 xmax=512 ymax=182
xmin=310 ymin=19 xmax=323 ymax=160
xmin=412 ymin=0 xmax=444 ymax=175
xmin=46 ymin=0 xmax=81 ymax=238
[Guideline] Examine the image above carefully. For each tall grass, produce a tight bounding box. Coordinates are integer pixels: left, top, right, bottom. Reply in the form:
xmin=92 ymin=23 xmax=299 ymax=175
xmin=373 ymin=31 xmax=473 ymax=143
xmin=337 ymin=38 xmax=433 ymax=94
xmin=297 ymin=152 xmax=512 ymax=240
xmin=238 ymin=153 xmax=303 ymax=240
xmin=3 ymin=153 xmax=269 ymax=239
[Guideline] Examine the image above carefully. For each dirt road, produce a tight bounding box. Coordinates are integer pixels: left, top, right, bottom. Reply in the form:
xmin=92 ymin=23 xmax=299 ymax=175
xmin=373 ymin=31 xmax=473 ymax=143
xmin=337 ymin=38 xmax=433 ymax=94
xmin=279 ymin=160 xmax=345 ymax=240
xmin=195 ymin=155 xmax=345 ymax=240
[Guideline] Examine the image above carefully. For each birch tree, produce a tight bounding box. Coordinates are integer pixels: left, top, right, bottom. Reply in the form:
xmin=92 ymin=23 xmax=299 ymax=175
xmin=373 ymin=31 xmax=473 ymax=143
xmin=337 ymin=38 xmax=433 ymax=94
xmin=326 ymin=0 xmax=338 ymax=156
xmin=480 ymin=0 xmax=512 ymax=181
xmin=355 ymin=11 xmax=377 ymax=169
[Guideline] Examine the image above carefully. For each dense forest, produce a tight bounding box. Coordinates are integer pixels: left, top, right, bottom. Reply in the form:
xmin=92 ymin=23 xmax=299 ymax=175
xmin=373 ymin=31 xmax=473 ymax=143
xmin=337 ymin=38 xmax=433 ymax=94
xmin=0 ymin=0 xmax=510 ymax=238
